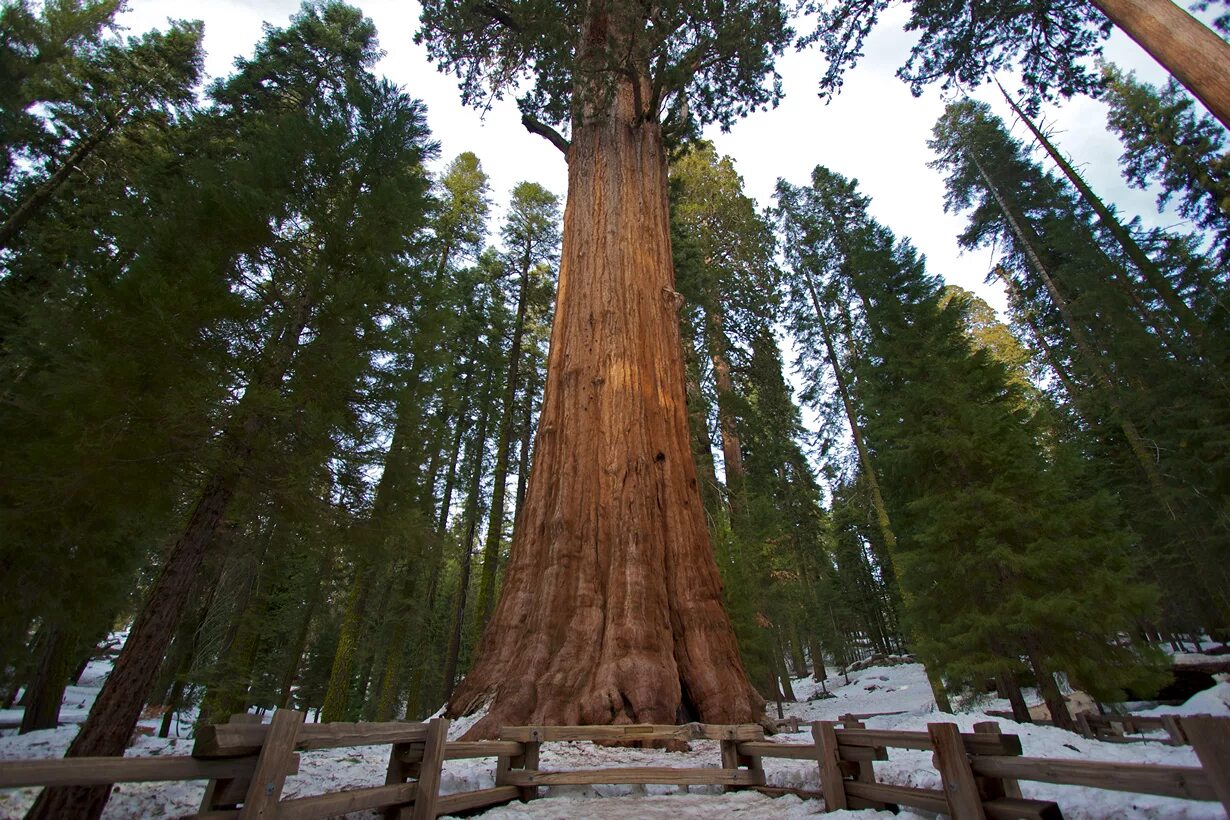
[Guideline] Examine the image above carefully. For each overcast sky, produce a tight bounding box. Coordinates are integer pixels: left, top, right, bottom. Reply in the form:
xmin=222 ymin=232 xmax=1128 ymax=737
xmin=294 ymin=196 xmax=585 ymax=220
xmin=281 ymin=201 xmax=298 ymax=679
xmin=119 ymin=0 xmax=1190 ymax=315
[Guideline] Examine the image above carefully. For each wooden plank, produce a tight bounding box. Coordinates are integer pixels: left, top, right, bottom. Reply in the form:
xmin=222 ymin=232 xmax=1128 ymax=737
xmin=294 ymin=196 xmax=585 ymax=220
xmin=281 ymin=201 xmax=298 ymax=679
xmin=499 ymin=767 xmax=758 ymax=786
xmin=434 ymin=785 xmax=521 ymax=816
xmin=969 ymin=755 xmax=1214 ymax=801
xmin=813 ymin=720 xmax=847 ymax=811
xmin=385 ymin=742 xmax=417 ymax=820
xmin=844 ymin=781 xmax=949 ymax=814
xmin=193 ymin=720 xmax=430 ymax=758
xmin=974 ymin=722 xmax=1023 ymax=800
xmin=277 ymin=783 xmax=418 ymax=820
xmin=199 ymin=713 xmax=263 ymax=812
xmin=1160 ymin=715 xmax=1187 ymax=746
xmin=498 ymin=723 xmax=764 ymax=742
xmin=1184 ymin=716 xmax=1230 ymax=813
xmin=410 ymin=717 xmax=450 ymax=820
xmin=206 ymin=756 xmax=300 ymax=808
xmin=0 ymin=755 xmax=271 ymax=788
xmin=837 ymin=727 xmax=1021 ymax=756
xmin=0 ymin=757 xmax=239 ymax=789
xmin=929 ymin=722 xmax=986 ymax=820
xmin=983 ymin=797 xmax=1064 ymax=819
xmin=737 ymin=741 xmax=817 ymax=762
xmin=751 ymin=785 xmax=826 ymax=801
xmin=444 ymin=740 xmax=524 ymax=759
xmin=241 ymin=707 xmax=305 ymax=818
xmin=720 ymin=739 xmax=741 ymax=794
xmin=519 ymin=740 xmax=541 ymax=802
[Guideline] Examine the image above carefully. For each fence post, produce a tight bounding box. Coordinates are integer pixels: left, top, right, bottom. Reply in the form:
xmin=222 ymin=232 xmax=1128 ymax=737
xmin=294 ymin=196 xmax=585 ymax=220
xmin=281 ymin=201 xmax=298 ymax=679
xmin=241 ymin=708 xmax=305 ymax=818
xmin=199 ymin=713 xmax=262 ymax=813
xmin=813 ymin=720 xmax=847 ymax=811
xmin=384 ymin=733 xmax=425 ymax=820
xmin=1159 ymin=715 xmax=1187 ymax=746
xmin=972 ymin=722 xmax=1022 ymax=800
xmin=1183 ymin=716 xmax=1230 ymax=814
xmin=928 ymin=722 xmax=986 ymax=820
xmin=410 ymin=717 xmax=450 ymax=820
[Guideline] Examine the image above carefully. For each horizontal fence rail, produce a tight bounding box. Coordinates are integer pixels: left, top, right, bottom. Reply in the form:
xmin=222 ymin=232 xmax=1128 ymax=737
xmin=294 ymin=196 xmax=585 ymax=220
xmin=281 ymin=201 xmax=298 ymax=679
xmin=1 ymin=714 xmax=1227 ymax=818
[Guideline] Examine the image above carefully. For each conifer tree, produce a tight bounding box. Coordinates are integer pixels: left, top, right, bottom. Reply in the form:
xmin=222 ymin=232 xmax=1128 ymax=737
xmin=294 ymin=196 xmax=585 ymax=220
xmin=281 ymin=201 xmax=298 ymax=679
xmin=1101 ymin=64 xmax=1230 ymax=267
xmin=930 ymin=99 xmax=1230 ymax=630
xmin=27 ymin=5 xmax=436 ymax=815
xmin=777 ymin=165 xmax=1166 ymax=722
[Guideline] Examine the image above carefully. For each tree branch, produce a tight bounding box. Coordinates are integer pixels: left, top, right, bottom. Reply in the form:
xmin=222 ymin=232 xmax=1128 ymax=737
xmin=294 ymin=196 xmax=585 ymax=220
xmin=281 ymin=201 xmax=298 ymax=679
xmin=521 ymin=114 xmax=570 ymax=156
xmin=473 ymin=2 xmax=522 ymax=33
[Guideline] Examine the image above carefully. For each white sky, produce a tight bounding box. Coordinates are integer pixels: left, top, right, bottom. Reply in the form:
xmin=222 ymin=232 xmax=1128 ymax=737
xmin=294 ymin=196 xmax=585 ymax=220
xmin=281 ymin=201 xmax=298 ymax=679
xmin=118 ymin=1 xmax=1195 ymax=318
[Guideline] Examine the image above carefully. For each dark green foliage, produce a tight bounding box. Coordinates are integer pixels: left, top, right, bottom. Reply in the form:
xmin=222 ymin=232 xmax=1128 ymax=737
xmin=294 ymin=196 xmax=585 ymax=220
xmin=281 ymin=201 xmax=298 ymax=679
xmin=416 ymin=0 xmax=791 ymax=140
xmin=930 ymin=98 xmax=1230 ymax=633
xmin=1101 ymin=64 xmax=1230 ymax=267
xmin=777 ymin=165 xmax=1167 ymax=702
xmin=800 ymin=0 xmax=1109 ymax=110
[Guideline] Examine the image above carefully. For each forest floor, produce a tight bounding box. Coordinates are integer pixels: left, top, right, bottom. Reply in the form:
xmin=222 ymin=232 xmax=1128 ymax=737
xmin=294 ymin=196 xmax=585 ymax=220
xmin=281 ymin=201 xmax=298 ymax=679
xmin=1 ymin=641 xmax=1228 ymax=818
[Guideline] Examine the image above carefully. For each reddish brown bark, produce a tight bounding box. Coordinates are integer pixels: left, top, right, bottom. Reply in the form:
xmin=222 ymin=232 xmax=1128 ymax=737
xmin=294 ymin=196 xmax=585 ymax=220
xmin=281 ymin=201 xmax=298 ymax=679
xmin=445 ymin=77 xmax=763 ymax=737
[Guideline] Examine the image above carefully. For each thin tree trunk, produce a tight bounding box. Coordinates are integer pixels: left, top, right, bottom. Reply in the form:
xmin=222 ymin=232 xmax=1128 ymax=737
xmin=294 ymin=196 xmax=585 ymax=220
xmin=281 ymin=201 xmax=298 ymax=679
xmin=0 ymin=116 xmax=122 ymax=251
xmin=277 ymin=543 xmax=333 ymax=709
xmin=442 ymin=399 xmax=492 ymax=701
xmin=1088 ymin=0 xmax=1230 ymax=130
xmin=683 ymin=328 xmax=722 ymax=512
xmin=972 ymin=155 xmax=1182 ymax=516
xmin=514 ymin=346 xmax=538 ymax=518
xmin=477 ymin=254 xmax=532 ymax=630
xmin=998 ymin=670 xmax=1033 ymax=723
xmin=808 ymin=637 xmax=828 ymax=683
xmin=1000 ymin=84 xmax=1212 ymax=350
xmin=19 ymin=626 xmax=74 ymax=735
xmin=1026 ymin=643 xmax=1075 ymax=731
xmin=320 ymin=563 xmax=370 ymax=723
xmin=445 ymin=58 xmax=763 ymax=736
xmin=707 ymin=308 xmax=745 ymax=503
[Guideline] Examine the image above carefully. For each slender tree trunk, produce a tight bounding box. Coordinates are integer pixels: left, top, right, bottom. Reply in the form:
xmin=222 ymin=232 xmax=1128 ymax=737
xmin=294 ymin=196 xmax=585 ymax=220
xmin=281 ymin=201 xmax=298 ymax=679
xmin=320 ymin=563 xmax=370 ymax=723
xmin=808 ymin=637 xmax=827 ymax=683
xmin=0 ymin=116 xmax=123 ymax=251
xmin=707 ymin=308 xmax=745 ymax=504
xmin=437 ymin=390 xmax=469 ymax=532
xmin=973 ymin=155 xmax=1182 ymax=516
xmin=477 ymin=255 xmax=532 ymax=630
xmin=446 ymin=66 xmax=763 ymax=736
xmin=514 ymin=346 xmax=538 ymax=518
xmin=442 ymin=399 xmax=492 ymax=701
xmin=775 ymin=629 xmax=797 ymax=702
xmin=1026 ymin=643 xmax=1075 ymax=731
xmin=19 ymin=626 xmax=74 ymax=735
xmin=998 ymin=670 xmax=1033 ymax=723
xmin=1087 ymin=0 xmax=1230 ymax=130
xmin=277 ymin=543 xmax=333 ymax=709
xmin=1000 ymin=85 xmax=1213 ymax=352
xmin=683 ymin=329 xmax=722 ymax=513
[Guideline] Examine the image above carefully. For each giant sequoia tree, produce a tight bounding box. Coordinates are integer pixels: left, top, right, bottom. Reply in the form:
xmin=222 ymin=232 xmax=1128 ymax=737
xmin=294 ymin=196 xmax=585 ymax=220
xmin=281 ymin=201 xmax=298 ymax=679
xmin=417 ymin=0 xmax=792 ymax=734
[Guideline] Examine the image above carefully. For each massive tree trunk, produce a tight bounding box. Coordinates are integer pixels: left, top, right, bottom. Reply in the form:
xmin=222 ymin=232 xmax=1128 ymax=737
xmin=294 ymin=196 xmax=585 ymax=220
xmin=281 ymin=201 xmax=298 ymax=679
xmin=445 ymin=71 xmax=763 ymax=736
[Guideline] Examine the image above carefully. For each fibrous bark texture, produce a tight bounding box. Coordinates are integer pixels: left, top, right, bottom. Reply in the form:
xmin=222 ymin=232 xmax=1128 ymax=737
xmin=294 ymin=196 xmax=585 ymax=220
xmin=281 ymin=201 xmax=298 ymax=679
xmin=446 ymin=86 xmax=764 ymax=738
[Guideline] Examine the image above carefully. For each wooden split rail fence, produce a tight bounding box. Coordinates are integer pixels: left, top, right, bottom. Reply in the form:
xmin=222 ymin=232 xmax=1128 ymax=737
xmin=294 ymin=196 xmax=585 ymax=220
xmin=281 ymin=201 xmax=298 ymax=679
xmin=1 ymin=714 xmax=1228 ymax=818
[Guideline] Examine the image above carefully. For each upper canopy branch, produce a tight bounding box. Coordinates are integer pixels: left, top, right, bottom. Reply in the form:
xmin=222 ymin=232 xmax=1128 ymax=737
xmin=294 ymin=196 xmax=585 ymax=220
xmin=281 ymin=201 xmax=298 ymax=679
xmin=521 ymin=113 xmax=570 ymax=156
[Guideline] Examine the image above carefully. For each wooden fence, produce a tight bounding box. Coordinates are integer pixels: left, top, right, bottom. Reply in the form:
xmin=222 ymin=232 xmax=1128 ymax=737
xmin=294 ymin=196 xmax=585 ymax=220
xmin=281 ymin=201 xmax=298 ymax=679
xmin=986 ymin=709 xmax=1194 ymax=746
xmin=2 ymin=714 xmax=1228 ymax=818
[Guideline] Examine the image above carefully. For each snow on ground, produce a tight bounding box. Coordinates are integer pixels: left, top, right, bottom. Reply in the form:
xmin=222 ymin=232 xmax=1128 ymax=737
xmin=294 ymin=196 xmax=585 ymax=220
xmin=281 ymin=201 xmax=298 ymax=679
xmin=1 ymin=648 xmax=1228 ymax=818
